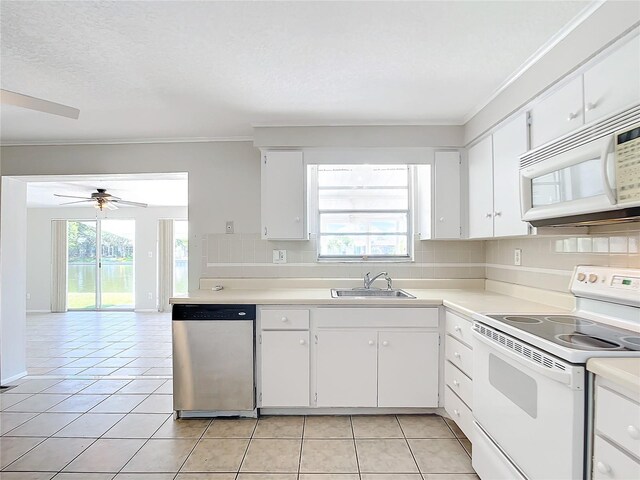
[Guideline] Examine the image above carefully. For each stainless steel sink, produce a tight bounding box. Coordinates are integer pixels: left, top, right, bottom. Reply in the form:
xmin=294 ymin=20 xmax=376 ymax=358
xmin=330 ymin=288 xmax=416 ymax=299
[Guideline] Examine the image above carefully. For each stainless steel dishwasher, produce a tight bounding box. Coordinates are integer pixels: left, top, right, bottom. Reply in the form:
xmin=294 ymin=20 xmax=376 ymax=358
xmin=172 ymin=304 xmax=256 ymax=417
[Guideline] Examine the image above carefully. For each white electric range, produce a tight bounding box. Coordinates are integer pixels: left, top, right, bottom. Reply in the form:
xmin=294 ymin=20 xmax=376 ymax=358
xmin=471 ymin=265 xmax=640 ymax=480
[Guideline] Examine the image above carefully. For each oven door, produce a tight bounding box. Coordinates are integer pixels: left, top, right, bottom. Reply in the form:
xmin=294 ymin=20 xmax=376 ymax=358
xmin=472 ymin=324 xmax=585 ymax=480
xmin=520 ymin=135 xmax=616 ymax=223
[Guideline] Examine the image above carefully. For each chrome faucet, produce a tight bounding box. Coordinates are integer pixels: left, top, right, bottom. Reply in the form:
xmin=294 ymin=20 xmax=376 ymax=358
xmin=363 ymin=271 xmax=392 ymax=290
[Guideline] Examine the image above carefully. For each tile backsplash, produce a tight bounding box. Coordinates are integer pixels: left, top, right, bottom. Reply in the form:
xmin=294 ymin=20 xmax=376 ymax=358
xmin=200 ymin=224 xmax=640 ymax=293
xmin=201 ymin=233 xmax=486 ymax=280
xmin=486 ymin=224 xmax=640 ymax=292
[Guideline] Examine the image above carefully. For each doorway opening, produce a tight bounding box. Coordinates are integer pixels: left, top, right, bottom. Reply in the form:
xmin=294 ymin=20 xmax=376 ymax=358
xmin=67 ymin=219 xmax=135 ymax=310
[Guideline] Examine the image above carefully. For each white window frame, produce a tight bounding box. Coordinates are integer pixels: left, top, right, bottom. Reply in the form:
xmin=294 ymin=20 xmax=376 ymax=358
xmin=310 ymin=164 xmax=414 ymax=262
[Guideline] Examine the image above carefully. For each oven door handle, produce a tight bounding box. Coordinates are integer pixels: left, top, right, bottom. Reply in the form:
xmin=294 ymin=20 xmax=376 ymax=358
xmin=472 ymin=330 xmax=575 ymax=387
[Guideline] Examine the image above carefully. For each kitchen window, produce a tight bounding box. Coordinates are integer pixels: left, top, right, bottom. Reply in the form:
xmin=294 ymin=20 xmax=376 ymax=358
xmin=314 ymin=164 xmax=412 ymax=260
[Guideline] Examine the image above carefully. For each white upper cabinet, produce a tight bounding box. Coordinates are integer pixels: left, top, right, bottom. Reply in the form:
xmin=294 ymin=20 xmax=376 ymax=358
xmin=584 ymin=34 xmax=640 ymax=124
xmin=468 ymin=136 xmax=494 ymax=239
xmin=261 ymin=150 xmax=306 ymax=240
xmin=433 ymin=151 xmax=461 ymax=239
xmin=492 ymin=114 xmax=530 ymax=237
xmin=530 ymin=76 xmax=583 ymax=148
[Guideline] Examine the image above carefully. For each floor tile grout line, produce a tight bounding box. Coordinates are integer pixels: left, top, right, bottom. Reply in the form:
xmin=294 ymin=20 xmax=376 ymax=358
xmin=297 ymin=415 xmax=306 ymax=477
xmin=396 ymin=414 xmax=427 ymax=476
xmin=174 ymin=416 xmax=215 ymax=476
xmin=349 ymin=415 xmax=362 ymax=480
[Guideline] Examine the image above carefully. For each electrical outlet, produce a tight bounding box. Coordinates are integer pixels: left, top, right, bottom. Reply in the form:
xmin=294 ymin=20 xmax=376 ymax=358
xmin=147 ymin=292 xmax=153 ymax=300
xmin=514 ymin=248 xmax=522 ymax=266
xmin=272 ymin=249 xmax=287 ymax=264
xmin=225 ymin=221 xmax=234 ymax=234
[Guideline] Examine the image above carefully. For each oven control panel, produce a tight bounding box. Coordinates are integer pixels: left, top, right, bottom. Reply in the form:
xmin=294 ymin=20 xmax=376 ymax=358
xmin=571 ymin=266 xmax=640 ymax=307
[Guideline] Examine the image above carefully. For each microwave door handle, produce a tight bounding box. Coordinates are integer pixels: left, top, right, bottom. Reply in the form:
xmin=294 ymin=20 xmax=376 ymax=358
xmin=472 ymin=330 xmax=574 ymax=386
xmin=601 ymin=134 xmax=616 ymax=205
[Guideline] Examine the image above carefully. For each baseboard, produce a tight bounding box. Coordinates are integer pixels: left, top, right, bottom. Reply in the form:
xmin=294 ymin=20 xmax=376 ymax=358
xmin=26 ymin=309 xmax=50 ymax=313
xmin=134 ymin=309 xmax=158 ymax=312
xmin=1 ymin=370 xmax=28 ymax=386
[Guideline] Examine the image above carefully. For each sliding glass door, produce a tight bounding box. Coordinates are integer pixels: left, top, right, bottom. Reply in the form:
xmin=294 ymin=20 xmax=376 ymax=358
xmin=67 ymin=219 xmax=135 ymax=310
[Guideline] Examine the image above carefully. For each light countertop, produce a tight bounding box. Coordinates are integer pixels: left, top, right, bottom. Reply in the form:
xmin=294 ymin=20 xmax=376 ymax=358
xmin=170 ymin=286 xmax=570 ymax=317
xmin=587 ymin=358 xmax=640 ymax=394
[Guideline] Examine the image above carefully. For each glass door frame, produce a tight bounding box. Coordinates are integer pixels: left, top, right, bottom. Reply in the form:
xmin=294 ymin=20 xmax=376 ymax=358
xmin=67 ymin=218 xmax=136 ymax=311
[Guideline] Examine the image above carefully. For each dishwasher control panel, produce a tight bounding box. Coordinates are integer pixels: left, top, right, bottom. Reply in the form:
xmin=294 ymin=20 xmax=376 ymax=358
xmin=172 ymin=304 xmax=256 ymax=320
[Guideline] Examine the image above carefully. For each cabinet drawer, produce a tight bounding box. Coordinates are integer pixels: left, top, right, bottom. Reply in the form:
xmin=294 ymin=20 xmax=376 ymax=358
xmin=445 ymin=360 xmax=472 ymax=409
xmin=445 ymin=335 xmax=473 ymax=378
xmin=445 ymin=386 xmax=474 ymax=441
xmin=593 ymin=435 xmax=640 ymax=480
xmin=261 ymin=309 xmax=309 ymax=330
xmin=446 ymin=311 xmax=473 ymax=347
xmin=596 ymin=386 xmax=640 ymax=458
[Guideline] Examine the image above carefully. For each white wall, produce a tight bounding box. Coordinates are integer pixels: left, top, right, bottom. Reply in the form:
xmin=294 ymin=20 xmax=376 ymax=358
xmin=1 ymin=141 xmax=261 ymax=293
xmin=26 ymin=206 xmax=187 ymax=312
xmin=0 ymin=177 xmax=27 ymax=383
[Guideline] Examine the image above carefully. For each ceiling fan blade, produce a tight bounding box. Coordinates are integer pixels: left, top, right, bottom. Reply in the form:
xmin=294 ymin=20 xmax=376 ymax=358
xmin=105 ymin=202 xmax=118 ymax=210
xmin=1 ymin=89 xmax=80 ymax=119
xmin=54 ymin=194 xmax=93 ymax=200
xmin=59 ymin=200 xmax=95 ymax=205
xmin=111 ymin=199 xmax=148 ymax=208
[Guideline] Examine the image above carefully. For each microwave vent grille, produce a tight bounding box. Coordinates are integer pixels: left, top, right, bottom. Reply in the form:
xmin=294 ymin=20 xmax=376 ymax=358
xmin=521 ymin=104 xmax=640 ymax=169
xmin=474 ymin=322 xmax=569 ymax=373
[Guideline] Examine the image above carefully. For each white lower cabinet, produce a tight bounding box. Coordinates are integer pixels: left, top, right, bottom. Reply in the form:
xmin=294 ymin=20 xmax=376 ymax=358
xmin=592 ymin=379 xmax=640 ymax=479
xmin=316 ymin=329 xmax=378 ymax=407
xmin=260 ymin=330 xmax=310 ymax=407
xmin=378 ymin=331 xmax=439 ymax=407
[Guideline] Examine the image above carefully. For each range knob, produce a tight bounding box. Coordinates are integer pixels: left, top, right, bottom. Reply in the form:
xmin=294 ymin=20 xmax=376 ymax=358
xmin=577 ymin=272 xmax=586 ymax=282
xmin=588 ymin=273 xmax=598 ymax=283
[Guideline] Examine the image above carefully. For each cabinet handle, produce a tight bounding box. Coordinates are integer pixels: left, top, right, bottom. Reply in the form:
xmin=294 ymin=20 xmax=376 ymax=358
xmin=485 ymin=212 xmax=493 ymax=218
xmin=453 ymin=409 xmax=460 ymax=417
xmin=299 ymin=339 xmax=305 ymax=345
xmin=382 ymin=341 xmax=389 ymax=346
xmin=567 ymin=111 xmax=579 ymax=121
xmin=454 ymin=325 xmax=461 ymax=332
xmin=281 ymin=317 xmax=288 ymax=322
xmin=294 ymin=216 xmax=301 ymax=223
xmin=368 ymin=340 xmax=375 ymax=346
xmin=454 ymin=352 xmax=461 ymax=359
xmin=627 ymin=425 xmax=640 ymax=439
xmin=586 ymin=102 xmax=597 ymax=112
xmin=494 ymin=211 xmax=502 ymax=217
xmin=439 ymin=217 xmax=445 ymax=222
xmin=596 ymin=461 xmax=611 ymax=475
xmin=453 ymin=380 xmax=460 ymax=387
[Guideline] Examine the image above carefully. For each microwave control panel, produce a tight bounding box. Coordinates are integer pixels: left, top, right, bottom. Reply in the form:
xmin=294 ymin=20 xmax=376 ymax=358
xmin=615 ymin=123 xmax=640 ymax=204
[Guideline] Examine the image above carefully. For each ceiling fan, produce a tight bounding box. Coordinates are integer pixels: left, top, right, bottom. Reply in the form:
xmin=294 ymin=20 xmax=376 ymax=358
xmin=54 ymin=188 xmax=148 ymax=210
xmin=0 ymin=89 xmax=80 ymax=119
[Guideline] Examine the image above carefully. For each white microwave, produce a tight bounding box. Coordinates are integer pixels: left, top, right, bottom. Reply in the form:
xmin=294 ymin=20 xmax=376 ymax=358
xmin=520 ymin=122 xmax=640 ymax=227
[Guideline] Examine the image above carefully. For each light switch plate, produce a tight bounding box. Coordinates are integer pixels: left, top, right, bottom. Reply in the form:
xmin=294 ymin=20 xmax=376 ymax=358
xmin=272 ymin=249 xmax=287 ymax=264
xmin=225 ymin=221 xmax=234 ymax=234
xmin=514 ymin=248 xmax=522 ymax=266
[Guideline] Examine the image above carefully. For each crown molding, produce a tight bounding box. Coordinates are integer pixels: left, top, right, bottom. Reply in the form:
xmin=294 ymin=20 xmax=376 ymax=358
xmin=0 ymin=136 xmax=254 ymax=147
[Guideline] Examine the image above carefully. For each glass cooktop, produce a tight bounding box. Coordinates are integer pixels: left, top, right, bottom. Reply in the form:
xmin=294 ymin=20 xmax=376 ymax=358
xmin=486 ymin=314 xmax=640 ymax=351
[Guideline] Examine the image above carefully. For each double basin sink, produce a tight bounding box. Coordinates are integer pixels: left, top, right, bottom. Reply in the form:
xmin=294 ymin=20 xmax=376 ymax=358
xmin=330 ymin=288 xmax=415 ymax=299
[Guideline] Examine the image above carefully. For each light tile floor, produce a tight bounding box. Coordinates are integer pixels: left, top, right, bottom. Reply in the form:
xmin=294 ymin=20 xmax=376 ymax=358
xmin=1 ymin=312 xmax=477 ymax=479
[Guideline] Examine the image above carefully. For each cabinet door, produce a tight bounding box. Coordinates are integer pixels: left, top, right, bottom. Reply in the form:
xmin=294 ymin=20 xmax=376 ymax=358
xmin=260 ymin=330 xmax=309 ymax=407
xmin=316 ymin=330 xmax=377 ymax=407
xmin=492 ymin=113 xmax=530 ymax=237
xmin=530 ymin=76 xmax=583 ymax=148
xmin=468 ymin=136 xmax=494 ymax=238
xmin=434 ymin=151 xmax=461 ymax=239
xmin=261 ymin=150 xmax=305 ymax=239
xmin=378 ymin=331 xmax=439 ymax=407
xmin=584 ymin=34 xmax=640 ymax=124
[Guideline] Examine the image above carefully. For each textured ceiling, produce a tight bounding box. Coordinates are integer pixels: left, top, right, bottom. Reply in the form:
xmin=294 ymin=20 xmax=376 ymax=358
xmin=1 ymin=0 xmax=591 ymax=144
xmin=25 ymin=173 xmax=188 ymax=207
